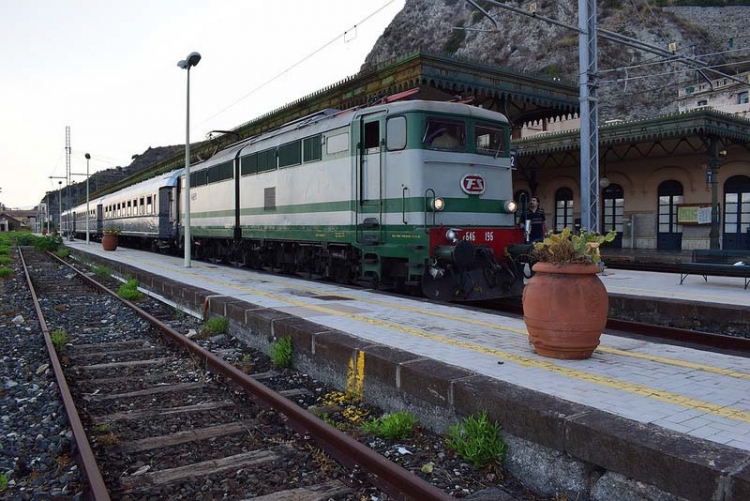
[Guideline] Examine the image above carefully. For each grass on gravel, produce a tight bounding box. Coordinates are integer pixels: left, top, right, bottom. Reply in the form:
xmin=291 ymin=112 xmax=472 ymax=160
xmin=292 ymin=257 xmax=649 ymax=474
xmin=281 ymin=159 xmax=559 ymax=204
xmin=447 ymin=410 xmax=507 ymax=468
xmin=50 ymin=329 xmax=69 ymax=354
xmin=203 ymin=316 xmax=229 ymax=335
xmin=117 ymin=278 xmax=142 ymax=301
xmin=269 ymin=337 xmax=293 ymax=368
xmin=94 ymin=265 xmax=112 ymax=280
xmin=362 ymin=411 xmax=418 ymax=440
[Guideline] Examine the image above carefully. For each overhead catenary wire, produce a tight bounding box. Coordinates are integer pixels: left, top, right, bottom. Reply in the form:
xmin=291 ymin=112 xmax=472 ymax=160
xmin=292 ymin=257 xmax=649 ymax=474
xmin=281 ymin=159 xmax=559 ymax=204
xmin=600 ymin=46 xmax=750 ymax=75
xmin=599 ymin=58 xmax=750 ymax=86
xmin=196 ymin=0 xmax=397 ymax=130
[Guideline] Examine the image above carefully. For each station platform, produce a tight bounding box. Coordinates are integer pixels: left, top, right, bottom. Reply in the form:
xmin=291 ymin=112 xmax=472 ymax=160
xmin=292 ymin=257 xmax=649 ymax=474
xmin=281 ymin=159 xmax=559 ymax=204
xmin=62 ymin=239 xmax=750 ymax=500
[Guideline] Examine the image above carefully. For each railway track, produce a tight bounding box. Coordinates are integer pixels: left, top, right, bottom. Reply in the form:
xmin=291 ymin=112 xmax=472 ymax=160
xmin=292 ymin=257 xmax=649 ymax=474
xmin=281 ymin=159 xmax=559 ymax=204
xmin=18 ymin=247 xmax=453 ymax=500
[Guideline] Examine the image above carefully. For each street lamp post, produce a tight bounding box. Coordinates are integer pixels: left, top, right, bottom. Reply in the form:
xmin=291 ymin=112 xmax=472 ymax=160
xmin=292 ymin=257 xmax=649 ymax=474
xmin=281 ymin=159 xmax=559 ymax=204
xmin=177 ymin=51 xmax=201 ymax=268
xmin=57 ymin=181 xmax=62 ymax=233
xmin=49 ymin=176 xmax=66 ymax=234
xmin=85 ymin=153 xmax=91 ymax=245
xmin=46 ymin=192 xmax=50 ymax=234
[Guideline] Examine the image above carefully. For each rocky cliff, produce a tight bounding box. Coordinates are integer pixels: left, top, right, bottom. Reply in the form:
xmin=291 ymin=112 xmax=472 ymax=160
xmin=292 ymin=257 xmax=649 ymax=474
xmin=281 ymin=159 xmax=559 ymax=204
xmin=364 ymin=0 xmax=750 ymax=121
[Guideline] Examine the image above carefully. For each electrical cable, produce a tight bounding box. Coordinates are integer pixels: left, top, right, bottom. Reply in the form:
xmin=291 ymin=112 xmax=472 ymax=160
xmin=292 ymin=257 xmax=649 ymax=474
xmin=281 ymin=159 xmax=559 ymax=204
xmin=197 ymin=1 xmax=397 ymax=129
xmin=599 ymin=58 xmax=750 ymax=85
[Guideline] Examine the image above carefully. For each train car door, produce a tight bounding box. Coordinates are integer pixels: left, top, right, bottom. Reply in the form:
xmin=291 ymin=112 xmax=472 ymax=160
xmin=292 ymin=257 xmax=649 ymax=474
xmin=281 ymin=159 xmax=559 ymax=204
xmin=356 ymin=112 xmax=385 ymax=244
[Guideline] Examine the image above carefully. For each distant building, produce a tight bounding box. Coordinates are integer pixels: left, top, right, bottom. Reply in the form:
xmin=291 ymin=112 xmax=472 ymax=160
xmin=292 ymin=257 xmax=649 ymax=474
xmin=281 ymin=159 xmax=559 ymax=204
xmin=0 ymin=210 xmax=38 ymax=232
xmin=677 ymin=71 xmax=750 ymax=118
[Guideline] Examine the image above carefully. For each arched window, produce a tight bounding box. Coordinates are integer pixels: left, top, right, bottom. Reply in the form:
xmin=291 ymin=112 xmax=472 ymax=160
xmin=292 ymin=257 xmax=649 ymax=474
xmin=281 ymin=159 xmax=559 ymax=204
xmin=554 ymin=187 xmax=574 ymax=231
xmin=602 ymin=184 xmax=624 ymax=248
xmin=657 ymin=180 xmax=683 ymax=251
xmin=723 ymin=175 xmax=750 ymax=250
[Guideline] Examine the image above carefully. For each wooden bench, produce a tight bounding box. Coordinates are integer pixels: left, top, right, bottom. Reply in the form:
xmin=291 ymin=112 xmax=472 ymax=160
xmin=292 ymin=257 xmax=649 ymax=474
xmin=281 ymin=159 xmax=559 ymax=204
xmin=679 ymin=249 xmax=750 ymax=289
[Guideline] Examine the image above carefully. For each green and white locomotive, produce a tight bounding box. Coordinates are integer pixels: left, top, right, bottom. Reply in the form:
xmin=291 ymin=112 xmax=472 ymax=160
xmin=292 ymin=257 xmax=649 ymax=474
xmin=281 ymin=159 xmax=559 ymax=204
xmin=183 ymin=100 xmax=527 ymax=301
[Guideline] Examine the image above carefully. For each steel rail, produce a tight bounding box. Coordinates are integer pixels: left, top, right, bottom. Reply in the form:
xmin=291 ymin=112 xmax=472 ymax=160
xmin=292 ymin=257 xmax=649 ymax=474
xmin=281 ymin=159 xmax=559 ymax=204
xmin=50 ymin=253 xmax=452 ymax=501
xmin=19 ymin=248 xmax=111 ymax=501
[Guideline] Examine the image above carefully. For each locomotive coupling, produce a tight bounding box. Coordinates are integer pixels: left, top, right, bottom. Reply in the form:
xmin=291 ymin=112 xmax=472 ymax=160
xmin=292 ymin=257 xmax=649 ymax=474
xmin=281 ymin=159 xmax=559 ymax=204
xmin=433 ymin=240 xmax=475 ymax=268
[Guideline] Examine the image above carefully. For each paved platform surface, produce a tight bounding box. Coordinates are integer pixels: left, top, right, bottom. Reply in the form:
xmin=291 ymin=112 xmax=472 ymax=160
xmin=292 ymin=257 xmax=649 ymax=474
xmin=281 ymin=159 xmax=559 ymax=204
xmin=65 ymin=239 xmax=750 ymax=454
xmin=599 ymin=267 xmax=750 ymax=308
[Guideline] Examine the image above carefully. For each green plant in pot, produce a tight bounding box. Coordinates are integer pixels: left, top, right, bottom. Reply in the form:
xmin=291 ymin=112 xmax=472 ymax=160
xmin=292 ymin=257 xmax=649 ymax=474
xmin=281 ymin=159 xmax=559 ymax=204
xmin=523 ymin=228 xmax=616 ymax=360
xmin=102 ymin=226 xmax=121 ymax=251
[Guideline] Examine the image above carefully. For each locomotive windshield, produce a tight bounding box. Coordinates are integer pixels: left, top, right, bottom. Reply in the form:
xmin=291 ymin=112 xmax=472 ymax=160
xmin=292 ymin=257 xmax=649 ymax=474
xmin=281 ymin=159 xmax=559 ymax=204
xmin=475 ymin=122 xmax=507 ymax=157
xmin=422 ymin=117 xmax=507 ymax=157
xmin=423 ymin=118 xmax=466 ymax=151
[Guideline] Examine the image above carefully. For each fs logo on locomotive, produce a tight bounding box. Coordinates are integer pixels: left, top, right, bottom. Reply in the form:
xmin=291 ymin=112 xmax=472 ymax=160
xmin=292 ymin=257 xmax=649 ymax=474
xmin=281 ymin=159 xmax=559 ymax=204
xmin=460 ymin=174 xmax=486 ymax=195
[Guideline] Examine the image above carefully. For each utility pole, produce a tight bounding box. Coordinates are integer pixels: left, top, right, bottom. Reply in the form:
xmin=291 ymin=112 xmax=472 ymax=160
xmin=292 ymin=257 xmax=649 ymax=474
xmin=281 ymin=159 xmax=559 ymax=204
xmin=65 ymin=126 xmax=73 ymax=240
xmin=707 ymin=137 xmax=723 ymax=249
xmin=578 ymin=0 xmax=599 ymax=232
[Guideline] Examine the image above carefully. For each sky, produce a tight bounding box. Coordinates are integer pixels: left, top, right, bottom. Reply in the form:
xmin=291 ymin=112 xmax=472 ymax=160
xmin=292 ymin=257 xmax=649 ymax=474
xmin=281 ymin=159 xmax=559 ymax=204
xmin=0 ymin=0 xmax=406 ymax=210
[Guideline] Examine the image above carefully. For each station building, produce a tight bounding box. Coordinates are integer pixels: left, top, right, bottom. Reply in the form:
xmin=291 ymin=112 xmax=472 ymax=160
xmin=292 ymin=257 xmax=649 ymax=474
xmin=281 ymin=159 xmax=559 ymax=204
xmin=516 ymin=71 xmax=750 ymax=252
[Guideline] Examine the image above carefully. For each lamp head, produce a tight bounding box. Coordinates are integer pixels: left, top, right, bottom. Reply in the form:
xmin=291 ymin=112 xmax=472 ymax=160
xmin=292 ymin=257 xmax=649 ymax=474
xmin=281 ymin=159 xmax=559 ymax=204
xmin=178 ymin=51 xmax=201 ymax=69
xmin=85 ymin=153 xmax=91 ymax=160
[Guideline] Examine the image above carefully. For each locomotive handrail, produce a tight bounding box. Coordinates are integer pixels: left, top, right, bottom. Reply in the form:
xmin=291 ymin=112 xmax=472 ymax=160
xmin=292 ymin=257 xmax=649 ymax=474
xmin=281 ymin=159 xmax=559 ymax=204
xmin=425 ymin=188 xmax=437 ymax=232
xmin=402 ymin=187 xmax=408 ymax=224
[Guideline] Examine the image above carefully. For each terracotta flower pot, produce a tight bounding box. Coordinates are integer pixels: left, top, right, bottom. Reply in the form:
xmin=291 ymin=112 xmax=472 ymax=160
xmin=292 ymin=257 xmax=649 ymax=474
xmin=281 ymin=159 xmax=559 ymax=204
xmin=522 ymin=262 xmax=608 ymax=360
xmin=102 ymin=234 xmax=119 ymax=251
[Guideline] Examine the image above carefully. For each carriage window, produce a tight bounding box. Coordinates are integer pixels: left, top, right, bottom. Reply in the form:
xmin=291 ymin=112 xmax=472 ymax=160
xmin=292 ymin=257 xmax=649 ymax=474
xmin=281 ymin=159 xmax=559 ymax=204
xmin=147 ymin=196 xmax=153 ymax=214
xmin=127 ymin=200 xmax=132 ymax=216
xmin=475 ymin=123 xmax=506 ymax=156
xmin=423 ymin=118 xmax=465 ymax=151
xmin=386 ymin=116 xmax=407 ymax=151
xmin=139 ymin=198 xmax=145 ymax=215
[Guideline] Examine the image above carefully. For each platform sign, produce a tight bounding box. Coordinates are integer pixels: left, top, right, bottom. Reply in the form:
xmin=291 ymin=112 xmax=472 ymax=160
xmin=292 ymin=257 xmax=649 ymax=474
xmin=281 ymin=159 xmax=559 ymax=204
xmin=677 ymin=204 xmax=713 ymax=225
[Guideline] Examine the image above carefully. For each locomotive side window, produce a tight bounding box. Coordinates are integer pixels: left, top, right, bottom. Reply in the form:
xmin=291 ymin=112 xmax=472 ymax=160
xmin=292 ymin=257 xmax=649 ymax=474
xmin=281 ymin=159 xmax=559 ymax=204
xmin=258 ymin=149 xmax=277 ymax=173
xmin=475 ymin=123 xmax=506 ymax=156
xmin=364 ymin=121 xmax=380 ymax=149
xmin=240 ymin=154 xmax=257 ymax=176
xmin=207 ymin=161 xmax=233 ymax=183
xmin=303 ymin=135 xmax=322 ymax=163
xmin=423 ymin=118 xmax=465 ymax=151
xmin=279 ymin=141 xmax=302 ymax=168
xmin=386 ymin=116 xmax=407 ymax=151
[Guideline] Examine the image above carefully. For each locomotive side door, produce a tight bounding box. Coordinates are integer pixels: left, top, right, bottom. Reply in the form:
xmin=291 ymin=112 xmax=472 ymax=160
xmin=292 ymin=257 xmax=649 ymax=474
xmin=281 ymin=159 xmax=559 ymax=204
xmin=356 ymin=112 xmax=385 ymax=244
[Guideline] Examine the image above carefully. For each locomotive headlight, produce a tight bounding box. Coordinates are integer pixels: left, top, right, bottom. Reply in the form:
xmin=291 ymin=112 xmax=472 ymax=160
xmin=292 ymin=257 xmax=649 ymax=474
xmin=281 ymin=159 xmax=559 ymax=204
xmin=445 ymin=228 xmax=458 ymax=243
xmin=501 ymin=200 xmax=518 ymax=213
xmin=431 ymin=197 xmax=445 ymax=212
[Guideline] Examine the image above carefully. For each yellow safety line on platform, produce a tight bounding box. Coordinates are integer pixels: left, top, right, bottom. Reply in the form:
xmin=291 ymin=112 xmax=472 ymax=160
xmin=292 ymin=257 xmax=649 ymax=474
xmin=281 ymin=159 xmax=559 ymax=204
xmin=125 ymin=258 xmax=750 ymax=425
xmin=124 ymin=253 xmax=750 ymax=380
